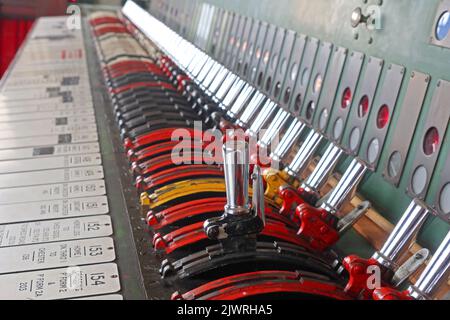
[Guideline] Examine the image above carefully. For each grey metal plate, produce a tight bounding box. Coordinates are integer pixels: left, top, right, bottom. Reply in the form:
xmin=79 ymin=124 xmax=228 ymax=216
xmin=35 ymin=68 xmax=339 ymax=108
xmin=229 ymin=16 xmax=248 ymax=70
xmin=359 ymin=63 xmax=405 ymax=169
xmin=300 ymin=41 xmax=333 ymax=124
xmin=218 ymin=12 xmax=235 ymax=64
xmin=207 ymin=8 xmax=224 ymax=56
xmin=223 ymin=13 xmax=241 ymax=68
xmin=0 ymin=196 xmax=109 ymax=224
xmin=433 ymin=149 xmax=450 ymax=220
xmin=326 ymin=51 xmax=365 ymax=144
xmin=313 ymin=46 xmax=347 ymax=134
xmin=263 ymin=26 xmax=286 ymax=95
xmin=289 ymin=37 xmax=319 ymax=116
xmin=235 ymin=17 xmax=254 ymax=76
xmin=0 ymin=237 xmax=116 ymax=274
xmin=214 ymin=10 xmax=230 ymax=61
xmin=407 ymin=80 xmax=450 ymax=199
xmin=0 ymin=215 xmax=113 ymax=247
xmin=430 ymin=0 xmax=450 ymax=49
xmin=270 ymin=30 xmax=296 ymax=102
xmin=255 ymin=24 xmax=277 ymax=89
xmin=242 ymin=20 xmax=261 ymax=82
xmin=382 ymin=71 xmax=430 ymax=186
xmin=248 ymin=21 xmax=268 ymax=85
xmin=0 ymin=263 xmax=121 ymax=300
xmin=342 ymin=56 xmax=384 ymax=154
xmin=279 ymin=34 xmax=306 ymax=110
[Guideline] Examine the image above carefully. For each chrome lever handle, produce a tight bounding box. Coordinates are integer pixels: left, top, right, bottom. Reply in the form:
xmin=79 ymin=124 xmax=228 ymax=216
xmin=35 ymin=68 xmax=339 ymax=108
xmin=251 ymin=165 xmax=265 ymax=227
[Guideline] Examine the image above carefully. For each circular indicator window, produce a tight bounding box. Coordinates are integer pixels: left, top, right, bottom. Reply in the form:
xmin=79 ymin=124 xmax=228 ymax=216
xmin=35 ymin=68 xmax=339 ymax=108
xmin=349 ymin=127 xmax=361 ymax=151
xmin=423 ymin=127 xmax=440 ymax=156
xmin=301 ymin=68 xmax=310 ymax=86
xmin=306 ymin=101 xmax=315 ymax=120
xmin=358 ymin=95 xmax=369 ymax=118
xmin=436 ymin=11 xmax=450 ymax=41
xmin=333 ymin=118 xmax=344 ymax=140
xmin=313 ymin=74 xmax=323 ymax=93
xmin=236 ymin=38 xmax=241 ymax=49
xmin=274 ymin=82 xmax=282 ymax=97
xmin=319 ymin=109 xmax=329 ymax=131
xmin=341 ymin=87 xmax=352 ymax=109
xmin=255 ymin=47 xmax=261 ymax=59
xmin=284 ymin=87 xmax=292 ymax=104
xmin=251 ymin=67 xmax=257 ymax=81
xmin=376 ymin=104 xmax=390 ymax=129
xmin=291 ymin=63 xmax=298 ymax=81
xmin=229 ymin=36 xmax=235 ymax=46
xmin=294 ymin=94 xmax=302 ymax=112
xmin=367 ymin=138 xmax=380 ymax=164
xmin=439 ymin=183 xmax=450 ymax=214
xmin=248 ymin=43 xmax=254 ymax=56
xmin=280 ymin=58 xmax=287 ymax=74
xmin=271 ymin=54 xmax=278 ymax=70
xmin=263 ymin=51 xmax=270 ymax=64
xmin=411 ymin=165 xmax=428 ymax=195
xmin=387 ymin=151 xmax=402 ymax=178
xmin=241 ymin=41 xmax=248 ymax=53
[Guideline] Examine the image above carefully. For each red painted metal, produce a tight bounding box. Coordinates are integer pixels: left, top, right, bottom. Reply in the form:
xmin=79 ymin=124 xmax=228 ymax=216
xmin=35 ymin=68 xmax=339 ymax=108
xmin=172 ymin=270 xmax=351 ymax=300
xmin=153 ymin=218 xmax=312 ymax=254
xmin=296 ymin=203 xmax=340 ymax=252
xmin=372 ymin=287 xmax=413 ymax=300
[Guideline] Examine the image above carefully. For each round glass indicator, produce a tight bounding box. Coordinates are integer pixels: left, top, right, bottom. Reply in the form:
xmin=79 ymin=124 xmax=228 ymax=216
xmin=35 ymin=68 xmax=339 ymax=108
xmin=341 ymin=87 xmax=352 ymax=109
xmin=376 ymin=104 xmax=390 ymax=129
xmin=436 ymin=11 xmax=450 ymax=41
xmin=423 ymin=127 xmax=440 ymax=156
xmin=358 ymin=95 xmax=369 ymax=118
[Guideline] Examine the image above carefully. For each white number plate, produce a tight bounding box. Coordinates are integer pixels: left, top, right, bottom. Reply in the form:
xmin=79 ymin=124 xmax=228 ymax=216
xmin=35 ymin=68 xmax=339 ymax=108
xmin=0 ymin=215 xmax=113 ymax=247
xmin=0 ymin=133 xmax=99 ymax=150
xmin=0 ymin=166 xmax=104 ymax=189
xmin=0 ymin=196 xmax=109 ymax=224
xmin=0 ymin=180 xmax=106 ymax=205
xmin=0 ymin=108 xmax=94 ymax=123
xmin=0 ymin=115 xmax=95 ymax=129
xmin=0 ymin=154 xmax=102 ymax=174
xmin=0 ymin=237 xmax=116 ymax=274
xmin=0 ymin=103 xmax=93 ymax=115
xmin=0 ymin=142 xmax=100 ymax=161
xmin=0 ymin=123 xmax=98 ymax=140
xmin=0 ymin=263 xmax=121 ymax=300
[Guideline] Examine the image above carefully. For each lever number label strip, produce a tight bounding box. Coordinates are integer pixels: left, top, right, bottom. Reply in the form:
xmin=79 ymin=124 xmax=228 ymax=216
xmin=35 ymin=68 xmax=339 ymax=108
xmin=0 ymin=166 xmax=104 ymax=189
xmin=0 ymin=196 xmax=109 ymax=224
xmin=0 ymin=180 xmax=106 ymax=205
xmin=0 ymin=143 xmax=100 ymax=161
xmin=0 ymin=237 xmax=116 ymax=274
xmin=0 ymin=154 xmax=102 ymax=174
xmin=0 ymin=215 xmax=113 ymax=247
xmin=0 ymin=263 xmax=121 ymax=300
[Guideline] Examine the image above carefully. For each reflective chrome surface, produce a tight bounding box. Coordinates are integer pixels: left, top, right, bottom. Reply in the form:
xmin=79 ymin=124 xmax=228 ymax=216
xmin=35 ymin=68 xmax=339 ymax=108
xmin=301 ymin=143 xmax=343 ymax=198
xmin=408 ymin=230 xmax=450 ymax=300
xmin=285 ymin=130 xmax=323 ymax=176
xmin=320 ymin=158 xmax=367 ymax=215
xmin=372 ymin=199 xmax=430 ymax=271
xmin=223 ymin=141 xmax=251 ymax=215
